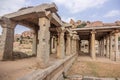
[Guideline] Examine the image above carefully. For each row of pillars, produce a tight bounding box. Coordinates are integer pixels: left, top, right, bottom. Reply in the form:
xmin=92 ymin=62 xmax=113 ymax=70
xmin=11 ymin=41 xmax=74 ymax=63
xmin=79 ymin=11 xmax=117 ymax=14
xmin=88 ymin=30 xmax=119 ymax=61
xmin=99 ymin=30 xmax=119 ymax=61
xmin=0 ymin=17 xmax=80 ymax=68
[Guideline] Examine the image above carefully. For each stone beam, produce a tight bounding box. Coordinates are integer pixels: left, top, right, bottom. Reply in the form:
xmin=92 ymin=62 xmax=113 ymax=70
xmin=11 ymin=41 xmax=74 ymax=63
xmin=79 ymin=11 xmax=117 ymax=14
xmin=51 ymin=13 xmax=62 ymax=26
xmin=17 ymin=20 xmax=38 ymax=30
xmin=72 ymin=26 xmax=120 ymax=32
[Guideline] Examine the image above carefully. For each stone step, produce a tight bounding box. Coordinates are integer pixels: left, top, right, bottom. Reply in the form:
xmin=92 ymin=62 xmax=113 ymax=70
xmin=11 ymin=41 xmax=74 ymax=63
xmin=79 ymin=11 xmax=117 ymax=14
xmin=66 ymin=75 xmax=120 ymax=80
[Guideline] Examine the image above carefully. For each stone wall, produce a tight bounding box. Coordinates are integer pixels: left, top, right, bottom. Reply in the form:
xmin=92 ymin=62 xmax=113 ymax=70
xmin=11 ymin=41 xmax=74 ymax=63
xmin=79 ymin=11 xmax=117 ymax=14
xmin=19 ymin=54 xmax=77 ymax=80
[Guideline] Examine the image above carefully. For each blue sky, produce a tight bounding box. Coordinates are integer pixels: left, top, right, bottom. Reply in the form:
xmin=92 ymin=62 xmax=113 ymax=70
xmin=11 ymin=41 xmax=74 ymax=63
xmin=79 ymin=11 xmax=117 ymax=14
xmin=0 ymin=0 xmax=120 ymax=34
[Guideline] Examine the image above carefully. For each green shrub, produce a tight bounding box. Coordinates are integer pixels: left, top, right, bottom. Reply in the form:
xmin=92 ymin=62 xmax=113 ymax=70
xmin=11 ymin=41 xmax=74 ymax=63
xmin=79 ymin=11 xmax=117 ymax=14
xmin=77 ymin=22 xmax=87 ymax=28
xmin=118 ymin=37 xmax=120 ymax=41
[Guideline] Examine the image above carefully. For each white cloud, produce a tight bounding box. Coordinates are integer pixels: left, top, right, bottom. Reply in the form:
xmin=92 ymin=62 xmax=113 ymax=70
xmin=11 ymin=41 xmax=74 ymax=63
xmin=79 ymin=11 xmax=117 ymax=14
xmin=0 ymin=0 xmax=31 ymax=16
xmin=104 ymin=10 xmax=120 ymax=18
xmin=53 ymin=0 xmax=108 ymax=13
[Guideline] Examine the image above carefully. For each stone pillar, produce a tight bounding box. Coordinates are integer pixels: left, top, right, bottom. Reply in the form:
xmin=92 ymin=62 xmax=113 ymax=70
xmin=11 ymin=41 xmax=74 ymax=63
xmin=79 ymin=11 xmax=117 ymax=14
xmin=98 ymin=41 xmax=101 ymax=56
xmin=114 ymin=30 xmax=119 ymax=61
xmin=57 ymin=28 xmax=65 ymax=59
xmin=89 ymin=37 xmax=91 ymax=55
xmin=103 ymin=37 xmax=106 ymax=57
xmin=91 ymin=30 xmax=96 ymax=60
xmin=0 ymin=18 xmax=16 ymax=60
xmin=101 ymin=39 xmax=104 ymax=56
xmin=106 ymin=36 xmax=110 ymax=58
xmin=32 ymin=30 xmax=37 ymax=56
xmin=37 ymin=17 xmax=50 ymax=68
xmin=66 ymin=34 xmax=71 ymax=56
xmin=50 ymin=36 xmax=52 ymax=54
xmin=109 ymin=34 xmax=114 ymax=60
xmin=72 ymin=32 xmax=78 ymax=54
xmin=71 ymin=36 xmax=74 ymax=54
xmin=51 ymin=36 xmax=55 ymax=54
xmin=77 ymin=39 xmax=80 ymax=54
xmin=79 ymin=40 xmax=81 ymax=52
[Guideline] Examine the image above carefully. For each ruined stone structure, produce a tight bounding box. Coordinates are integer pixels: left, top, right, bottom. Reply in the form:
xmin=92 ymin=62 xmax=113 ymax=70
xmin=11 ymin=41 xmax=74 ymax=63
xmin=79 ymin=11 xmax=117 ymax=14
xmin=0 ymin=3 xmax=120 ymax=80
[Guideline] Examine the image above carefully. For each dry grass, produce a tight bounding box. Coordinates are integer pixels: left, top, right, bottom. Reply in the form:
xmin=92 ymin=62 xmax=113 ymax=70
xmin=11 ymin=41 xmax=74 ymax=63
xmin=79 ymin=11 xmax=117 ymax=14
xmin=67 ymin=57 xmax=120 ymax=78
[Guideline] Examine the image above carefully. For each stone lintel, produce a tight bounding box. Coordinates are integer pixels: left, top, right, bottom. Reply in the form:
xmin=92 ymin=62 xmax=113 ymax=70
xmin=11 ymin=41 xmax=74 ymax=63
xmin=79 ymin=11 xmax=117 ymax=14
xmin=17 ymin=20 xmax=38 ymax=30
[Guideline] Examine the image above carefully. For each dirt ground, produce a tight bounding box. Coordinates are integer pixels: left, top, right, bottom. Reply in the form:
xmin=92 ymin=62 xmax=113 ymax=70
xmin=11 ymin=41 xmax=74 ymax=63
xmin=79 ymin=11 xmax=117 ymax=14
xmin=0 ymin=58 xmax=39 ymax=80
xmin=0 ymin=54 xmax=60 ymax=80
xmin=67 ymin=56 xmax=120 ymax=78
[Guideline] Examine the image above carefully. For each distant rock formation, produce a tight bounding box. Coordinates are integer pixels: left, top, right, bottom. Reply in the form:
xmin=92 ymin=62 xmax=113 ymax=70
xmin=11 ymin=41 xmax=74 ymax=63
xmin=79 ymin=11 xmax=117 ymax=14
xmin=70 ymin=19 xmax=120 ymax=28
xmin=21 ymin=30 xmax=34 ymax=38
xmin=14 ymin=30 xmax=34 ymax=44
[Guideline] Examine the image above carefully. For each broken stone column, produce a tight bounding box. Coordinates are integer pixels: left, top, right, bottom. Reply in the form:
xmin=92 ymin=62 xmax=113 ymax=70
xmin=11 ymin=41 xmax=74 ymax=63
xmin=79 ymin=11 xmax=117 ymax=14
xmin=57 ymin=27 xmax=65 ymax=59
xmin=91 ymin=30 xmax=96 ymax=60
xmin=114 ymin=30 xmax=119 ymax=61
xmin=0 ymin=17 xmax=16 ymax=60
xmin=37 ymin=17 xmax=50 ymax=68
xmin=66 ymin=33 xmax=72 ymax=56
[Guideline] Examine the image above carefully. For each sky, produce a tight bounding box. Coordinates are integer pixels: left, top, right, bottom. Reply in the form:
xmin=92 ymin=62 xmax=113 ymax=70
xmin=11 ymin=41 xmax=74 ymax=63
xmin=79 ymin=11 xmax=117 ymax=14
xmin=0 ymin=0 xmax=120 ymax=34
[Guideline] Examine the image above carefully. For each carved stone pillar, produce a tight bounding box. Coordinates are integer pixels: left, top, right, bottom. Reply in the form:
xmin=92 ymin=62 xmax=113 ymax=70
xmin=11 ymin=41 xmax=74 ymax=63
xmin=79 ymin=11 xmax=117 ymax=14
xmin=109 ymin=34 xmax=114 ymax=60
xmin=103 ymin=37 xmax=106 ymax=57
xmin=98 ymin=41 xmax=101 ymax=56
xmin=79 ymin=40 xmax=81 ymax=52
xmin=0 ymin=18 xmax=16 ymax=60
xmin=106 ymin=36 xmax=110 ymax=58
xmin=66 ymin=34 xmax=72 ymax=56
xmin=91 ymin=30 xmax=96 ymax=60
xmin=89 ymin=37 xmax=91 ymax=55
xmin=37 ymin=17 xmax=50 ymax=68
xmin=114 ymin=30 xmax=119 ymax=61
xmin=72 ymin=32 xmax=78 ymax=54
xmin=101 ymin=39 xmax=104 ymax=56
xmin=32 ymin=30 xmax=37 ymax=56
xmin=57 ymin=27 xmax=65 ymax=59
xmin=57 ymin=32 xmax=65 ymax=58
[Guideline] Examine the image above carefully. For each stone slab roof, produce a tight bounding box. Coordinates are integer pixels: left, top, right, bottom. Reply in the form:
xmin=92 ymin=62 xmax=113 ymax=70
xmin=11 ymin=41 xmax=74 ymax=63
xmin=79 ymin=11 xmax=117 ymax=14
xmin=3 ymin=3 xmax=58 ymax=19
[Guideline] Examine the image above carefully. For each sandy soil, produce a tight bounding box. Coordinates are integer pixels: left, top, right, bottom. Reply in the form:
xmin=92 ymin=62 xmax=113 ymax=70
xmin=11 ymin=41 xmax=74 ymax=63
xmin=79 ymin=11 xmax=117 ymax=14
xmin=0 ymin=58 xmax=40 ymax=80
xmin=67 ymin=56 xmax=120 ymax=78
